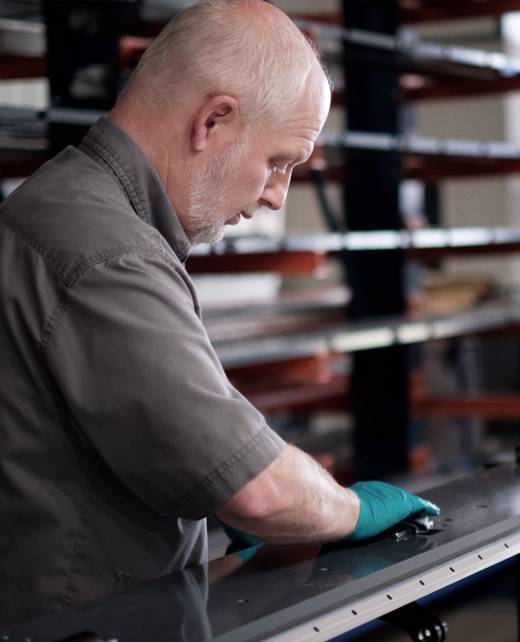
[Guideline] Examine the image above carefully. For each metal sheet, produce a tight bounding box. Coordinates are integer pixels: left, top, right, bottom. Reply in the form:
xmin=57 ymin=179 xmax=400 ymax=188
xmin=4 ymin=465 xmax=520 ymax=642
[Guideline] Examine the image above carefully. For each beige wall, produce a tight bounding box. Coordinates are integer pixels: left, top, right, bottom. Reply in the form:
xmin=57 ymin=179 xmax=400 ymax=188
xmin=412 ymin=17 xmax=520 ymax=286
xmin=414 ymin=94 xmax=512 ymax=283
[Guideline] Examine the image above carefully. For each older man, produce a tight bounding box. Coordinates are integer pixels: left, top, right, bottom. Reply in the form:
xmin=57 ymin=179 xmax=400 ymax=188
xmin=0 ymin=0 xmax=438 ymax=626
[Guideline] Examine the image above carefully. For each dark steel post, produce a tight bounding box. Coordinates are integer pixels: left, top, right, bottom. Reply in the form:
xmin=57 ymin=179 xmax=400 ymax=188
xmin=342 ymin=0 xmax=409 ymax=477
xmin=43 ymin=0 xmax=141 ymax=155
xmin=516 ymin=553 xmax=520 ymax=641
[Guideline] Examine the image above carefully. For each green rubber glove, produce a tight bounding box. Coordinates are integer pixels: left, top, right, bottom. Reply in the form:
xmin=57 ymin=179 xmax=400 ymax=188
xmin=348 ymin=481 xmax=440 ymax=541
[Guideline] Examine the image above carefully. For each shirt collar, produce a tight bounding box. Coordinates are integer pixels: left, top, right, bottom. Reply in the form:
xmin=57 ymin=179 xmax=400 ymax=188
xmin=80 ymin=116 xmax=191 ymax=263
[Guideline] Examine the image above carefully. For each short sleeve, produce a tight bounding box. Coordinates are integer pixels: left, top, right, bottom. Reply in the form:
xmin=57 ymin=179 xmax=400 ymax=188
xmin=44 ymin=250 xmax=286 ymax=519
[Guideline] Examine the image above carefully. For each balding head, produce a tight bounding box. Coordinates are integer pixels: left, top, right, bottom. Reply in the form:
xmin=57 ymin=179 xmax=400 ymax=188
xmin=126 ymin=0 xmax=330 ymax=127
xmin=110 ymin=1 xmax=331 ymax=246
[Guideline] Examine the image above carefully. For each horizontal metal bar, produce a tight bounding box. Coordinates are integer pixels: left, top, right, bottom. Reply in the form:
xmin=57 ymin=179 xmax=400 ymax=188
xmin=46 ymin=108 xmax=105 ymax=126
xmin=215 ymin=296 xmax=520 ymax=366
xmin=296 ymin=18 xmax=520 ymax=77
xmin=190 ymin=227 xmax=520 ymax=256
xmin=320 ymin=130 xmax=520 ymax=159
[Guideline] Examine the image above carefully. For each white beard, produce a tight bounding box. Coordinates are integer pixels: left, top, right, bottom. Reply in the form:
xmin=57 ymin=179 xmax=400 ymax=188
xmin=186 ymin=142 xmax=246 ymax=245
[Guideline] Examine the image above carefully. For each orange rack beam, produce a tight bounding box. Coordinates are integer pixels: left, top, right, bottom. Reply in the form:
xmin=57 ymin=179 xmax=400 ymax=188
xmin=0 ymin=55 xmax=45 ymax=80
xmin=187 ymin=250 xmax=327 ymax=276
xmin=415 ymin=394 xmax=520 ymax=419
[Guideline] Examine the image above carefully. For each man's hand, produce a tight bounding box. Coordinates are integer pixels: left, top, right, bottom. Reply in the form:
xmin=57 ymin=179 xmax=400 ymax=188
xmin=347 ymin=481 xmax=440 ymax=541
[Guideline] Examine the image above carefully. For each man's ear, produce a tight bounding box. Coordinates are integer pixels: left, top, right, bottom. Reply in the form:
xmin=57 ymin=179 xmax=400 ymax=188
xmin=191 ymin=95 xmax=240 ymax=152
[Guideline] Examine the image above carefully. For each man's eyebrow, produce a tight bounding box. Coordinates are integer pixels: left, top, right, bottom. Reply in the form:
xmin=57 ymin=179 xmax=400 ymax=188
xmin=272 ymin=151 xmax=309 ymax=165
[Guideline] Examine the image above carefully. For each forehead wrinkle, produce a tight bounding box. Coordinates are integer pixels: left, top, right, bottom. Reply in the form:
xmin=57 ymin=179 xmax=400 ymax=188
xmin=282 ymin=111 xmax=327 ymax=129
xmin=280 ymin=120 xmax=324 ymax=137
xmin=284 ymin=115 xmax=323 ymax=126
xmin=285 ymin=121 xmax=322 ymax=131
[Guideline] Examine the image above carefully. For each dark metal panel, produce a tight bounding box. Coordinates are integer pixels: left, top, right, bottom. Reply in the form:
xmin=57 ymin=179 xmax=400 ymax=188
xmin=5 ymin=465 xmax=520 ymax=642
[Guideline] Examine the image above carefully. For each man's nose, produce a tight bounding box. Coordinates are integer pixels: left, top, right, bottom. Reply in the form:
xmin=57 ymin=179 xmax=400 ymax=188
xmin=260 ymin=176 xmax=290 ymax=211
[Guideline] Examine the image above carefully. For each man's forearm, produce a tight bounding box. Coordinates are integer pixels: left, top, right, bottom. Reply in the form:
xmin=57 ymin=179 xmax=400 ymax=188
xmin=215 ymin=444 xmax=360 ymax=544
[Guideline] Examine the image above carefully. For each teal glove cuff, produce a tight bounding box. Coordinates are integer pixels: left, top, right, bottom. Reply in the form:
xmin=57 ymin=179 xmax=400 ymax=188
xmin=348 ymin=481 xmax=440 ymax=541
xmin=221 ymin=522 xmax=263 ymax=549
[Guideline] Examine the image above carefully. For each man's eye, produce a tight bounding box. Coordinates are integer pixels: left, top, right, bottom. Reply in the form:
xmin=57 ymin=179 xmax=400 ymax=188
xmin=271 ymin=164 xmax=289 ymax=176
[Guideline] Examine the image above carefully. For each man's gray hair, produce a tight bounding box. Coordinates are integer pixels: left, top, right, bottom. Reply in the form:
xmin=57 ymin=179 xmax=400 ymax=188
xmin=131 ymin=0 xmax=328 ymax=124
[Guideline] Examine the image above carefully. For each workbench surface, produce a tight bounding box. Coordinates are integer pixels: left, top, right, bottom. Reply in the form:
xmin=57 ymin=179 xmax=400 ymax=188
xmin=4 ymin=464 xmax=520 ymax=642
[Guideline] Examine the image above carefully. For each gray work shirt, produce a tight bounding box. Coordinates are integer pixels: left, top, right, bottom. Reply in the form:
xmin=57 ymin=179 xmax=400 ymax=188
xmin=0 ymin=117 xmax=286 ymax=625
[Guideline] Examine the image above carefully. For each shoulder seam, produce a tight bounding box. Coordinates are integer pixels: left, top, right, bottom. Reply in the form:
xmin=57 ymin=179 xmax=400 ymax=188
xmin=60 ymin=243 xmax=159 ymax=288
xmin=0 ymin=209 xmax=64 ymax=281
xmin=39 ymin=245 xmax=189 ymax=354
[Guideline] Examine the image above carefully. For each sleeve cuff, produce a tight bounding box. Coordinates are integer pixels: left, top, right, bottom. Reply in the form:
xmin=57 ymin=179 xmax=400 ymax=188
xmin=166 ymin=425 xmax=287 ymax=519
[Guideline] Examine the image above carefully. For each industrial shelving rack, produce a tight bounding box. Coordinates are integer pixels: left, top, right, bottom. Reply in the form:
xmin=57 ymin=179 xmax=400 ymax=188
xmin=288 ymin=0 xmax=520 ymax=477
